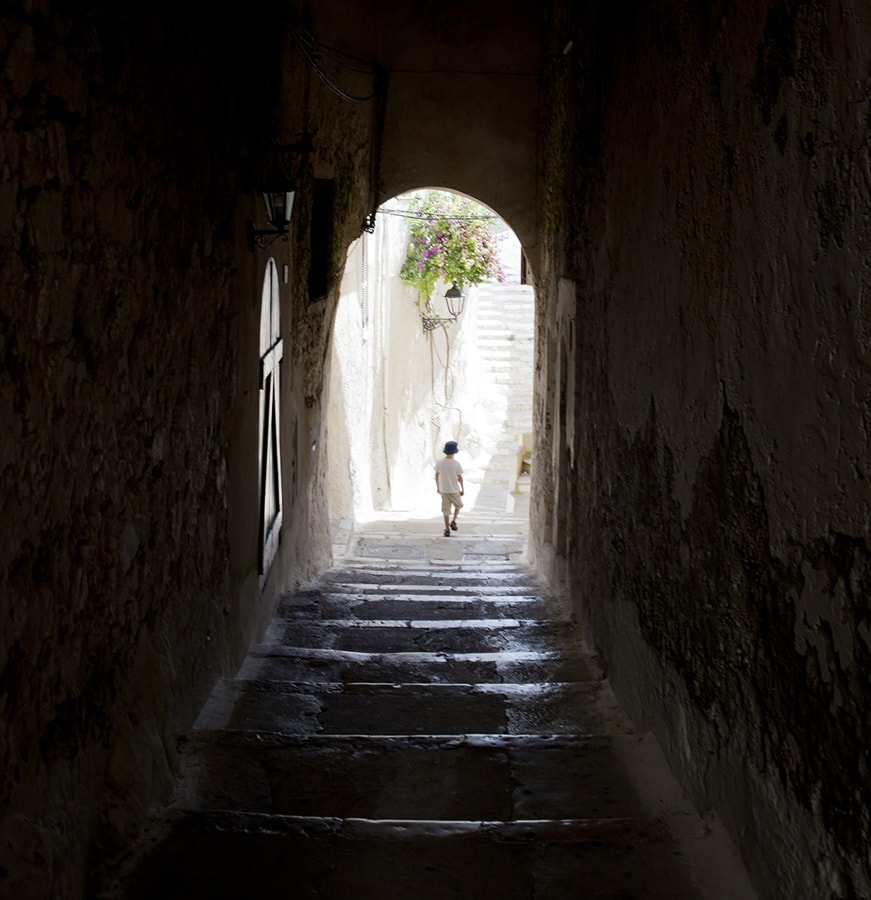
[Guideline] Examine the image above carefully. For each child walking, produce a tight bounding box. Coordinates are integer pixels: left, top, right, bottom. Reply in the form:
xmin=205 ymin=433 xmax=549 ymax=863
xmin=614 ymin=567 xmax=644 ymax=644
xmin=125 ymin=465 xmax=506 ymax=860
xmin=435 ymin=440 xmax=464 ymax=537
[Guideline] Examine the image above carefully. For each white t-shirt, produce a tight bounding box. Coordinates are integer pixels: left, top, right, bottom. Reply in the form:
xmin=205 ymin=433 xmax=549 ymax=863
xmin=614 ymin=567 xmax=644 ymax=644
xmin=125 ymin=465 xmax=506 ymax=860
xmin=435 ymin=457 xmax=463 ymax=493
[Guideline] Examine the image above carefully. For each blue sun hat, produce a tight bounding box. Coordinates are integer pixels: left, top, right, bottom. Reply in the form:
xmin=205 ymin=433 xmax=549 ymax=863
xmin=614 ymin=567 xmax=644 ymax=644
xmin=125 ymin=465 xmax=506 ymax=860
xmin=443 ymin=440 xmax=459 ymax=455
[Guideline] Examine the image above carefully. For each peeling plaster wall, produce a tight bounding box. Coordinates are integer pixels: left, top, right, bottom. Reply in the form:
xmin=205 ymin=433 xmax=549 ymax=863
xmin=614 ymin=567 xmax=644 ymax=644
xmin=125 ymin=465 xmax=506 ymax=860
xmin=536 ymin=1 xmax=871 ymax=897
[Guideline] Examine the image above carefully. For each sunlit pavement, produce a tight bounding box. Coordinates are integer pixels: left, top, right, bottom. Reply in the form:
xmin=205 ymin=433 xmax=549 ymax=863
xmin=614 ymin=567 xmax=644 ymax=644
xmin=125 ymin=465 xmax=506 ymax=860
xmin=331 ymin=433 xmax=532 ymax=567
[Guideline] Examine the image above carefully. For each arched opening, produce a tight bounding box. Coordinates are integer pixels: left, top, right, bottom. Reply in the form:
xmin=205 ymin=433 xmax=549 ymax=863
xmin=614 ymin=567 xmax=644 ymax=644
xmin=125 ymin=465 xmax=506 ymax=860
xmin=326 ymin=189 xmax=535 ymax=551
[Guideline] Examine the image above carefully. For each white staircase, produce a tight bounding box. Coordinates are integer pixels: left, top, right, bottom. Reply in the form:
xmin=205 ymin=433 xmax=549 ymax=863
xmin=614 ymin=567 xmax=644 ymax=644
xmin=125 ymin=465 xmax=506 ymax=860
xmin=471 ymin=281 xmax=535 ymax=512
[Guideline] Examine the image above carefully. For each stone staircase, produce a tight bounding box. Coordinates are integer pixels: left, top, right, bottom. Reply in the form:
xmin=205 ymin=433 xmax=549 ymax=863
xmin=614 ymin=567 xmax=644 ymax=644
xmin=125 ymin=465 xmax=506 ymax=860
xmin=95 ymin=555 xmax=752 ymax=899
xmin=472 ymin=283 xmax=535 ymax=511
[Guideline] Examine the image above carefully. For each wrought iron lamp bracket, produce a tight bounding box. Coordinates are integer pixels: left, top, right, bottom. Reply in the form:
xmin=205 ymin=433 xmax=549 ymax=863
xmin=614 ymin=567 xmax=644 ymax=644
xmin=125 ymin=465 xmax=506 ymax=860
xmin=422 ymin=315 xmax=456 ymax=334
xmin=248 ymin=223 xmax=289 ymax=252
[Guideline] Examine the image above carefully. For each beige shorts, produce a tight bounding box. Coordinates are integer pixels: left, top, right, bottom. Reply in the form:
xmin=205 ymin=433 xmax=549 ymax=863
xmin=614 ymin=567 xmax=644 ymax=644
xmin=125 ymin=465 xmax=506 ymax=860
xmin=440 ymin=492 xmax=464 ymax=516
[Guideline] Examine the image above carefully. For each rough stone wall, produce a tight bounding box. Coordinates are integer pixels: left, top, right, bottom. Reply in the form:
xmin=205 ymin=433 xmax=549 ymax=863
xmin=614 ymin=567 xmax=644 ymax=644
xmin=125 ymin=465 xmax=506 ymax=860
xmin=291 ymin=0 xmax=541 ymax=258
xmin=253 ymin=17 xmax=378 ymax=595
xmin=0 ymin=5 xmax=271 ymax=895
xmin=536 ymin=1 xmax=871 ymax=897
xmin=0 ymin=3 xmax=378 ymax=897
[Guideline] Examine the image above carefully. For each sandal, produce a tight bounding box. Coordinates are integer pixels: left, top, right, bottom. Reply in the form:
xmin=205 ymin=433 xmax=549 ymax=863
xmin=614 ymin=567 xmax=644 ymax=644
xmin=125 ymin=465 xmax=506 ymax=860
xmin=450 ymin=520 xmax=458 ymax=531
xmin=444 ymin=528 xmax=451 ymax=537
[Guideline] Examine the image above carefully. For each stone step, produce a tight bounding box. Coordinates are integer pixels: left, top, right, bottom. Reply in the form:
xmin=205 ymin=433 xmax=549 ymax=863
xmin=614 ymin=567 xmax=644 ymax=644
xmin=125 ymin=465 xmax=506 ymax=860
xmin=476 ymin=302 xmax=534 ymax=310
xmin=475 ymin=327 xmax=534 ymax=336
xmin=324 ymin=564 xmax=542 ymax=576
xmin=258 ymin=619 xmax=587 ymax=655
xmin=238 ymin=647 xmax=601 ymax=685
xmin=475 ymin=305 xmax=535 ymax=315
xmin=475 ymin=318 xmax=534 ymax=328
xmin=176 ymin=731 xmax=645 ymax=820
xmin=483 ymin=363 xmax=532 ymax=374
xmin=476 ymin=374 xmax=530 ymax=385
xmin=194 ymin=679 xmax=607 ymax=736
xmin=278 ymin=592 xmax=558 ymax=621
xmin=316 ymin=570 xmax=541 ymax=588
xmin=475 ymin=324 xmax=534 ymax=334
xmin=476 ymin=324 xmax=534 ymax=332
xmin=476 ymin=328 xmax=534 ymax=336
xmin=475 ymin=330 xmax=534 ymax=338
xmin=477 ymin=359 xmax=521 ymax=369
xmin=475 ymin=340 xmax=528 ymax=350
xmin=475 ymin=347 xmax=533 ymax=356
xmin=109 ymin=810 xmax=692 ymax=900
xmin=475 ymin=296 xmax=535 ymax=306
xmin=476 ymin=317 xmax=534 ymax=324
xmin=98 ymin=544 xmax=749 ymax=900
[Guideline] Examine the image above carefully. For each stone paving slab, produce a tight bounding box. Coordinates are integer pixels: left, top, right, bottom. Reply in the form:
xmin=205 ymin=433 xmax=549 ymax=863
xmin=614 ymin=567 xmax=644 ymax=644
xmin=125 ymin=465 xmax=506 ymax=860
xmin=310 ymin=594 xmax=561 ymax=622
xmin=177 ymin=731 xmax=647 ymax=821
xmin=260 ymin=620 xmax=588 ymax=654
xmin=279 ymin=589 xmax=552 ymax=614
xmin=316 ymin=569 xmax=543 ymax=586
xmin=239 ymin=648 xmax=602 ymax=685
xmin=104 ymin=538 xmax=758 ymax=900
xmin=105 ymin=810 xmax=701 ymax=900
xmin=196 ymin=679 xmax=607 ymax=736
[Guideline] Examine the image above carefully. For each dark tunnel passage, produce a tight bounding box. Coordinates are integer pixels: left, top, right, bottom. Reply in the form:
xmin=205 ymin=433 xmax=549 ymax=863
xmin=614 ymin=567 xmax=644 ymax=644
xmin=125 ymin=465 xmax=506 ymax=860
xmin=2 ymin=1 xmax=870 ymax=897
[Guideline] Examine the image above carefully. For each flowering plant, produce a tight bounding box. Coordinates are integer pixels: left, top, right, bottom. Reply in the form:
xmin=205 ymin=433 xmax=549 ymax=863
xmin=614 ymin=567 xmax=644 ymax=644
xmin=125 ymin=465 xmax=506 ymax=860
xmin=399 ymin=191 xmax=505 ymax=308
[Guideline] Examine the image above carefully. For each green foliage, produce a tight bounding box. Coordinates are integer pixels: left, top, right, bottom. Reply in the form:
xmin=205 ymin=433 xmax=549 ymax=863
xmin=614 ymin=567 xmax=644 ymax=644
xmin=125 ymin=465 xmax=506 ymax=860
xmin=399 ymin=191 xmax=505 ymax=306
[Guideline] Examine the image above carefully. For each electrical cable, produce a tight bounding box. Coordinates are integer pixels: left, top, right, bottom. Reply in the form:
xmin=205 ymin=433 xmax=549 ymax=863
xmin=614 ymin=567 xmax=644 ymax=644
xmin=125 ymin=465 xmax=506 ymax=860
xmin=378 ymin=208 xmax=501 ymax=222
xmin=428 ymin=322 xmax=463 ymax=437
xmin=287 ymin=22 xmax=380 ymax=103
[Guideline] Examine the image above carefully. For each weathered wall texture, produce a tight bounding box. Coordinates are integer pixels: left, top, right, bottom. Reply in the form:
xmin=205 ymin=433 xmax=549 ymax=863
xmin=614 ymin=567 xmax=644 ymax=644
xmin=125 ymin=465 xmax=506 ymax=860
xmin=0 ymin=2 xmax=376 ymax=897
xmin=291 ymin=0 xmax=541 ymax=261
xmin=1 ymin=1 xmax=540 ymax=895
xmin=13 ymin=0 xmax=870 ymax=896
xmin=535 ymin=1 xmax=871 ymax=897
xmin=1 ymin=7 xmax=262 ymax=895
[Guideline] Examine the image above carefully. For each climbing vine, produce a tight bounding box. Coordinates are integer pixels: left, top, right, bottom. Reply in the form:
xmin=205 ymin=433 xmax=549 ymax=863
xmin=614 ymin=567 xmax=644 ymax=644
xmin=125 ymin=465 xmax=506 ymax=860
xmin=399 ymin=191 xmax=505 ymax=308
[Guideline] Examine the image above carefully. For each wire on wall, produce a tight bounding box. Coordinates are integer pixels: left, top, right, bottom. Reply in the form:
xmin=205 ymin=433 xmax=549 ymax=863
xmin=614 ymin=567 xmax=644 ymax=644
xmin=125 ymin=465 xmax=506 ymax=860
xmin=286 ymin=22 xmax=381 ymax=103
xmin=378 ymin=208 xmax=501 ymax=222
xmin=429 ymin=322 xmax=463 ymax=439
xmin=283 ymin=18 xmax=387 ymax=231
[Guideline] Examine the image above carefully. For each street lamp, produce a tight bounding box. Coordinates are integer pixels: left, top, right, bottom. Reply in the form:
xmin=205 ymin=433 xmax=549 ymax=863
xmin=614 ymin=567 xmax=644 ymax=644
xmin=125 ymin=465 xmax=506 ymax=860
xmin=444 ymin=282 xmax=465 ymax=318
xmin=248 ymin=184 xmax=296 ymax=251
xmin=422 ymin=282 xmax=467 ymax=334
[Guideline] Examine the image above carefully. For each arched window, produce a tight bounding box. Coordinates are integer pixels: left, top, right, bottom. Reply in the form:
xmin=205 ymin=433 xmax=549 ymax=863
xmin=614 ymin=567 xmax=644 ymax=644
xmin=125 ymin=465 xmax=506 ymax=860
xmin=259 ymin=258 xmax=283 ymax=587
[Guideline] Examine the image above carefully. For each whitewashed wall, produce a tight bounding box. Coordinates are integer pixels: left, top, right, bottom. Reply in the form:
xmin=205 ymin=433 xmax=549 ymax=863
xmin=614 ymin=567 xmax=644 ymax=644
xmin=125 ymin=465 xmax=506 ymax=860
xmin=327 ymin=197 xmax=486 ymax=521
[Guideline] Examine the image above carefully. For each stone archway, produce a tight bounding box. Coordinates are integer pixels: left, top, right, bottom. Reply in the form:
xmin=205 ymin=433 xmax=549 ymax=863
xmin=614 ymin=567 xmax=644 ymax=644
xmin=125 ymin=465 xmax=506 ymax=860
xmin=326 ymin=190 xmax=534 ymax=532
